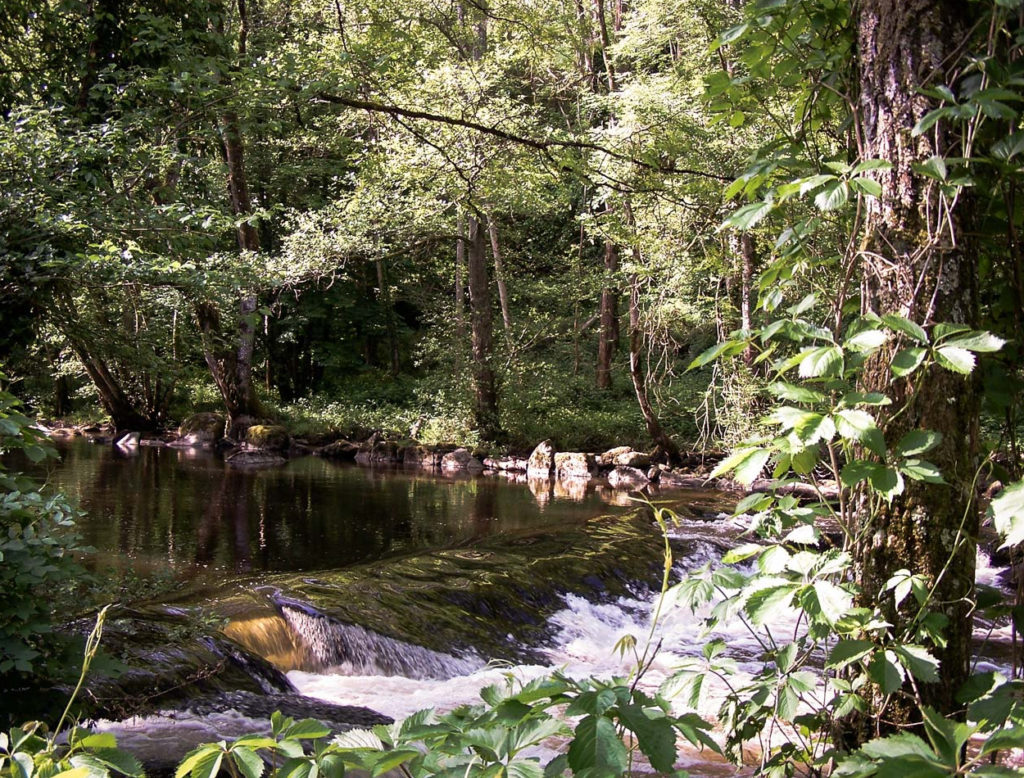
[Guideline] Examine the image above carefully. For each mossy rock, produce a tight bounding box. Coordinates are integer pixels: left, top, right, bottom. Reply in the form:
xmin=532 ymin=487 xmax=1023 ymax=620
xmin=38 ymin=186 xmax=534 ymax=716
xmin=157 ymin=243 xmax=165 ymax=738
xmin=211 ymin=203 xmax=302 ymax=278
xmin=245 ymin=424 xmax=290 ymax=451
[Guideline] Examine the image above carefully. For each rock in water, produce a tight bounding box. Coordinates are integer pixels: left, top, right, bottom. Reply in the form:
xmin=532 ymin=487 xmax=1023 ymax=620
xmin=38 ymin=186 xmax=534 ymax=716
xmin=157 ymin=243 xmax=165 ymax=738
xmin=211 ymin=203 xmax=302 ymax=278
xmin=527 ymin=440 xmax=555 ymax=478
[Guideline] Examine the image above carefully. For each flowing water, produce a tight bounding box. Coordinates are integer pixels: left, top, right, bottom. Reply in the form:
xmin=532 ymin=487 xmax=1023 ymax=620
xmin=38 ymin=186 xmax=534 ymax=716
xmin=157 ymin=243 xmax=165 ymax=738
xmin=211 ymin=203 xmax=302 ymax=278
xmin=18 ymin=439 xmax=1017 ymax=774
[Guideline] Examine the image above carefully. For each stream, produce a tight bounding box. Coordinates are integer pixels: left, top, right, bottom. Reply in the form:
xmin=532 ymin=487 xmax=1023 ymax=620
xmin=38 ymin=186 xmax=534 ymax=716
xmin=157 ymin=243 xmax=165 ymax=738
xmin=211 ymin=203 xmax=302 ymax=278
xmin=17 ymin=439 xmax=1017 ymax=774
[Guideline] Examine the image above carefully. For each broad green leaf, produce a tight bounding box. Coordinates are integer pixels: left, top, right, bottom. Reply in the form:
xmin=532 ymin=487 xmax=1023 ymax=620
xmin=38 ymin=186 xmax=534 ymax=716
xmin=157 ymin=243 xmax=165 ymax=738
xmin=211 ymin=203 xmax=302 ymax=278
xmin=894 ymin=644 xmax=940 ymax=683
xmin=850 ymin=177 xmax=882 ymax=197
xmin=722 ymin=543 xmax=763 ymax=564
xmin=860 ymin=732 xmax=937 ymax=761
xmin=176 ymin=748 xmax=223 ymax=778
xmin=881 ymin=314 xmax=928 ymax=343
xmin=566 ymin=716 xmax=628 ymax=776
xmin=944 ymin=331 xmax=1005 ymax=353
xmin=852 ymin=159 xmax=893 ymax=174
xmin=724 ymin=199 xmax=774 ymax=230
xmin=935 ymin=345 xmax=975 ymax=375
xmin=283 ymin=720 xmax=331 ymax=740
xmin=894 ymin=430 xmax=942 ymax=457
xmin=869 ymin=466 xmax=905 ymax=502
xmin=814 ymin=181 xmax=849 ymax=211
xmin=230 ymin=748 xmax=265 ymax=778
xmin=990 ymin=480 xmax=1024 ymax=548
xmin=506 ymin=761 xmax=544 ymax=778
xmin=845 ymin=329 xmax=888 ymax=352
xmin=890 ymin=347 xmax=927 ymax=377
xmin=840 ymin=460 xmax=879 ymax=488
xmin=808 ymin=581 xmax=853 ymax=625
xmin=798 ymin=346 xmax=843 ymax=378
xmin=709 ymin=447 xmax=770 ymax=485
xmin=827 ymin=639 xmax=875 ymax=669
xmin=616 ymin=704 xmax=677 ymax=772
xmin=768 ymin=381 xmax=826 ymax=403
xmin=746 ymin=583 xmax=799 ymax=625
xmin=868 ymin=650 xmax=905 ymax=695
xmin=898 ymin=459 xmax=945 ymax=484
xmin=835 ymin=409 xmax=880 ymax=447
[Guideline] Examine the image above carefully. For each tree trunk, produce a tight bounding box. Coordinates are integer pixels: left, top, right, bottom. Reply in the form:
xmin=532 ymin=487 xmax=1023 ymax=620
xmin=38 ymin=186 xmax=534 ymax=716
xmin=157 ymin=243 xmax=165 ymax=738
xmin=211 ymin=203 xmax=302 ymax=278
xmin=853 ymin=0 xmax=978 ymax=728
xmin=596 ymin=238 xmax=619 ymax=389
xmin=467 ymin=214 xmax=502 ymax=441
xmin=376 ymin=258 xmax=401 ymax=375
xmin=455 ymin=209 xmax=467 ymax=347
xmin=486 ymin=212 xmax=513 ymax=335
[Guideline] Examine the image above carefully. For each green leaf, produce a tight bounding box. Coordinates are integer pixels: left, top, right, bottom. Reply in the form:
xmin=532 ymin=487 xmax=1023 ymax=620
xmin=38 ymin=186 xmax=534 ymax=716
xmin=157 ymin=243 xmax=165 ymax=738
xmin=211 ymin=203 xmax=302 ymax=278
xmin=869 ymin=467 xmax=905 ymax=502
xmin=616 ymin=704 xmax=677 ymax=772
xmin=990 ymin=480 xmax=1024 ymax=548
xmin=283 ymin=719 xmax=331 ymax=740
xmin=814 ymin=181 xmax=849 ymax=211
xmin=881 ymin=314 xmax=928 ymax=344
xmin=944 ymin=331 xmax=1005 ymax=353
xmin=868 ymin=650 xmax=905 ymax=695
xmin=768 ymin=382 xmax=826 ymax=403
xmin=566 ymin=716 xmax=628 ymax=776
xmin=808 ymin=581 xmax=853 ymax=625
xmin=845 ymin=329 xmax=888 ymax=353
xmin=850 ymin=177 xmax=882 ymax=197
xmin=798 ymin=346 xmax=843 ymax=379
xmin=722 ymin=543 xmax=763 ymax=564
xmin=835 ymin=410 xmax=880 ymax=447
xmin=852 ymin=159 xmax=893 ymax=174
xmin=894 ymin=430 xmax=942 ymax=457
xmin=890 ymin=347 xmax=927 ymax=377
xmin=724 ymin=199 xmax=774 ymax=230
xmin=176 ymin=748 xmax=223 ymax=778
xmin=709 ymin=447 xmax=770 ymax=486
xmin=827 ymin=639 xmax=875 ymax=669
xmin=894 ymin=644 xmax=940 ymax=683
xmin=934 ymin=346 xmax=975 ymax=375
xmin=898 ymin=459 xmax=945 ymax=484
xmin=746 ymin=583 xmax=799 ymax=625
xmin=230 ymin=748 xmax=265 ymax=778
xmin=506 ymin=761 xmax=544 ymax=778
xmin=859 ymin=731 xmax=938 ymax=762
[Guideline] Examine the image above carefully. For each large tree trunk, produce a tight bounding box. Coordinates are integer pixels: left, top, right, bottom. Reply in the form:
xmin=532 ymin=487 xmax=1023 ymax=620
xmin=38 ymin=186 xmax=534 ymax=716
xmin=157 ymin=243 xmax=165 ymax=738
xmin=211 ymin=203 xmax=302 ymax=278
xmin=467 ymin=214 xmax=502 ymax=441
xmin=486 ymin=212 xmax=513 ymax=335
xmin=852 ymin=0 xmax=978 ymax=729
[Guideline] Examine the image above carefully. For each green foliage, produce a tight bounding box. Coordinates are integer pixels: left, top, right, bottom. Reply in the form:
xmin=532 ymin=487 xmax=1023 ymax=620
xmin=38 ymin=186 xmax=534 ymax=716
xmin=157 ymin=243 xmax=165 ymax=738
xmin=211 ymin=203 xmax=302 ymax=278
xmin=0 ymin=382 xmax=85 ymax=677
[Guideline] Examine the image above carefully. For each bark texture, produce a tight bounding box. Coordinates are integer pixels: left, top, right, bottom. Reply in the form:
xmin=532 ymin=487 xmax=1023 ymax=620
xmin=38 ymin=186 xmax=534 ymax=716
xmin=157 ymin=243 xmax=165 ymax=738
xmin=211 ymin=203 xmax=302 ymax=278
xmin=596 ymin=238 xmax=619 ymax=389
xmin=853 ymin=0 xmax=979 ymax=726
xmin=467 ymin=214 xmax=502 ymax=441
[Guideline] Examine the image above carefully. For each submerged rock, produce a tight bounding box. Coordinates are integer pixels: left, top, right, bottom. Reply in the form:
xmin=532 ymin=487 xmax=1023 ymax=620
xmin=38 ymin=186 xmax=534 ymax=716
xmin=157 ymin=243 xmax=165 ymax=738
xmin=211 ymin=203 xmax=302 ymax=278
xmin=526 ymin=440 xmax=555 ymax=478
xmin=441 ymin=448 xmax=483 ymax=472
xmin=598 ymin=446 xmax=632 ymax=466
xmin=317 ymin=439 xmax=360 ymax=459
xmin=245 ymin=424 xmax=290 ymax=451
xmin=555 ymin=452 xmax=596 ymax=480
xmin=225 ymin=449 xmax=287 ymax=469
xmin=483 ymin=456 xmax=529 ymax=473
xmin=606 ymin=466 xmax=650 ymax=488
xmin=170 ymin=413 xmax=225 ymax=448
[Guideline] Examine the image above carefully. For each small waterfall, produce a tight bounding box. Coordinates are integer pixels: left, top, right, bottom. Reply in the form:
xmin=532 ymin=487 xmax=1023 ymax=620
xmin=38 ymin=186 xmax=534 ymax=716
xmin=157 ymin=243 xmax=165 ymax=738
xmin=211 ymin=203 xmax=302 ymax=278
xmin=277 ymin=600 xmax=483 ymax=680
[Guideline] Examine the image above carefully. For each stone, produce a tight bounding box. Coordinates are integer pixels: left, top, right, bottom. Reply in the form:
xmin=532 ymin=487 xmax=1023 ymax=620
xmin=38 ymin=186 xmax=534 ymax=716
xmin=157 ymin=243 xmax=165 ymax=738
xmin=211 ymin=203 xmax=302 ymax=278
xmin=606 ymin=466 xmax=650 ymax=488
xmin=555 ymin=452 xmax=596 ymax=480
xmin=598 ymin=446 xmax=633 ymax=466
xmin=527 ymin=440 xmax=555 ymax=478
xmin=355 ymin=441 xmax=399 ymax=464
xmin=171 ymin=412 xmax=225 ymax=448
xmin=317 ymin=440 xmax=359 ymax=459
xmin=655 ymin=470 xmax=707 ymax=489
xmin=441 ymin=448 xmax=483 ymax=472
xmin=483 ymin=456 xmax=529 ymax=472
xmin=244 ymin=424 xmax=290 ymax=451
xmin=614 ymin=450 xmax=651 ymax=468
xmin=405 ymin=445 xmax=445 ymax=468
xmin=115 ymin=431 xmax=140 ymax=448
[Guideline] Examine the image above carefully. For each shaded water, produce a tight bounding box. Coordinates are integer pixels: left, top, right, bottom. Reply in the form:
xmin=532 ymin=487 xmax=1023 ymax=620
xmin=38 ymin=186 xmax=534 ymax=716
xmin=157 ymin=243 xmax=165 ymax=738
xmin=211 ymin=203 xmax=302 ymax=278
xmin=26 ymin=440 xmax=653 ymax=579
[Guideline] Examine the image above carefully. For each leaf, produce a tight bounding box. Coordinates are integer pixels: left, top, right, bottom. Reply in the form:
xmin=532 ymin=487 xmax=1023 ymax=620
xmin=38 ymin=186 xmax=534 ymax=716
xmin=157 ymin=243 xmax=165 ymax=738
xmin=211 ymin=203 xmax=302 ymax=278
xmin=283 ymin=719 xmax=331 ymax=740
xmin=722 ymin=543 xmax=763 ymax=564
xmin=798 ymin=346 xmax=843 ymax=378
xmin=881 ymin=314 xmax=928 ymax=344
xmin=944 ymin=331 xmax=1005 ymax=353
xmin=860 ymin=732 xmax=937 ymax=761
xmin=768 ymin=381 xmax=826 ymax=403
xmin=898 ymin=459 xmax=945 ymax=484
xmin=709 ymin=447 xmax=770 ymax=486
xmin=724 ymin=199 xmax=774 ymax=230
xmin=230 ymin=748 xmax=265 ymax=778
xmin=852 ymin=159 xmax=893 ymax=174
xmin=990 ymin=480 xmax=1024 ymax=549
xmin=814 ymin=181 xmax=849 ymax=211
xmin=808 ymin=581 xmax=853 ymax=625
xmin=827 ymin=639 xmax=875 ymax=669
xmin=850 ymin=177 xmax=882 ymax=197
xmin=890 ymin=347 xmax=927 ymax=377
xmin=935 ymin=346 xmax=975 ymax=375
xmin=332 ymin=729 xmax=384 ymax=750
xmin=869 ymin=466 xmax=905 ymax=502
xmin=894 ymin=430 xmax=942 ymax=457
xmin=616 ymin=704 xmax=677 ymax=773
xmin=868 ymin=650 xmax=905 ymax=695
xmin=506 ymin=761 xmax=545 ymax=778
xmin=746 ymin=583 xmax=799 ymax=625
xmin=176 ymin=748 xmax=223 ymax=778
xmin=835 ymin=410 xmax=880 ymax=448
xmin=845 ymin=329 xmax=888 ymax=352
xmin=566 ymin=716 xmax=628 ymax=776
xmin=894 ymin=644 xmax=940 ymax=683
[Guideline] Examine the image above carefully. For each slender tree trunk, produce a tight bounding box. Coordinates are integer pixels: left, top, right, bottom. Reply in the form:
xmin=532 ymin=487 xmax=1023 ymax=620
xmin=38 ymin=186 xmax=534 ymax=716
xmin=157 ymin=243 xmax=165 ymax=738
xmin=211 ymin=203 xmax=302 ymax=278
xmin=455 ymin=210 xmax=467 ymax=351
xmin=596 ymin=238 xmax=619 ymax=389
xmin=627 ymin=272 xmax=678 ymax=461
xmin=852 ymin=0 xmax=978 ymax=731
xmin=467 ymin=214 xmax=501 ymax=440
xmin=486 ymin=212 xmax=513 ymax=334
xmin=376 ymin=258 xmax=400 ymax=375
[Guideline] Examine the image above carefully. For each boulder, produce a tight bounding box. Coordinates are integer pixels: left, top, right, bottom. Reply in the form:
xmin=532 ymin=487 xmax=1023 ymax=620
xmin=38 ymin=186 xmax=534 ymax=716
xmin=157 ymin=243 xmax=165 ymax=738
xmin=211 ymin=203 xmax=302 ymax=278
xmin=483 ymin=456 xmax=529 ymax=473
xmin=317 ymin=440 xmax=359 ymax=459
xmin=614 ymin=450 xmax=651 ymax=468
xmin=527 ymin=440 xmax=555 ymax=479
xmin=171 ymin=413 xmax=225 ymax=448
xmin=355 ymin=441 xmax=399 ymax=464
xmin=653 ymin=470 xmax=706 ymax=489
xmin=598 ymin=446 xmax=633 ymax=466
xmin=244 ymin=424 xmax=290 ymax=452
xmin=115 ymin=431 xmax=140 ymax=449
xmin=555 ymin=452 xmax=596 ymax=480
xmin=606 ymin=466 xmax=650 ymax=488
xmin=441 ymin=448 xmax=483 ymax=472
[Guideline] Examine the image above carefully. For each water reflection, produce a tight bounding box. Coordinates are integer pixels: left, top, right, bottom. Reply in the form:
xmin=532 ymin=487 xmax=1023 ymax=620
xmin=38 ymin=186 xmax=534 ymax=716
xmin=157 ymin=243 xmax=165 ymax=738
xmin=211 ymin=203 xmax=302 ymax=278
xmin=22 ymin=441 xmax=637 ymax=579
